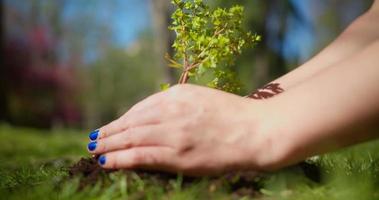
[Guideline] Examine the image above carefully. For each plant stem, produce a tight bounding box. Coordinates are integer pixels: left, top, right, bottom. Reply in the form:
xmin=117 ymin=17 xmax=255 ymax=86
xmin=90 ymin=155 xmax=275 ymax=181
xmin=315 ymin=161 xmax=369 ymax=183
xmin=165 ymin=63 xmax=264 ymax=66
xmin=178 ymin=55 xmax=190 ymax=84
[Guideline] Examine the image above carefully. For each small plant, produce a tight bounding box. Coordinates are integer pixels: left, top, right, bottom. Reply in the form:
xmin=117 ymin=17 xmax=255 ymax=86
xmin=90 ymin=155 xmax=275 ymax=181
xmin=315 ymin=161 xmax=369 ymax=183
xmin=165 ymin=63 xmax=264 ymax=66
xmin=164 ymin=0 xmax=260 ymax=94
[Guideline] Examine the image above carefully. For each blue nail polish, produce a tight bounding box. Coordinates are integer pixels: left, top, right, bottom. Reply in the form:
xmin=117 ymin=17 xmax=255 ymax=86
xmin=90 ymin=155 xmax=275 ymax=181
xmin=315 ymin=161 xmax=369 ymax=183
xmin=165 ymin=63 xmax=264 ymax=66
xmin=89 ymin=129 xmax=99 ymax=141
xmin=87 ymin=141 xmax=97 ymax=151
xmin=98 ymin=155 xmax=106 ymax=165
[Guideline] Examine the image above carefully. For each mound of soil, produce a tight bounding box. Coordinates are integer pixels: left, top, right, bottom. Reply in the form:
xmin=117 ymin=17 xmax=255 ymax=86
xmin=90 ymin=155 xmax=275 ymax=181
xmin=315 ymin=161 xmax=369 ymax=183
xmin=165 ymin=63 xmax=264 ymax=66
xmin=68 ymin=157 xmax=320 ymax=199
xmin=68 ymin=157 xmax=264 ymax=198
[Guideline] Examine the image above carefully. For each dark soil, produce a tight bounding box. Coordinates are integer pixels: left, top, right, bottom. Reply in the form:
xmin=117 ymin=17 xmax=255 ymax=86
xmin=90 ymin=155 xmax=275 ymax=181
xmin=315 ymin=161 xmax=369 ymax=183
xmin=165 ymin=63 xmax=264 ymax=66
xmin=68 ymin=157 xmax=320 ymax=198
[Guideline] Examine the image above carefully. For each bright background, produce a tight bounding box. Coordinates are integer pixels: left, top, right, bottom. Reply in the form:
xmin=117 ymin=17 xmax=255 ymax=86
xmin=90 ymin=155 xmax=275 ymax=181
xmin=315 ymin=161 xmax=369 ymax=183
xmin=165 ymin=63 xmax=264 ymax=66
xmin=1 ymin=0 xmax=373 ymax=129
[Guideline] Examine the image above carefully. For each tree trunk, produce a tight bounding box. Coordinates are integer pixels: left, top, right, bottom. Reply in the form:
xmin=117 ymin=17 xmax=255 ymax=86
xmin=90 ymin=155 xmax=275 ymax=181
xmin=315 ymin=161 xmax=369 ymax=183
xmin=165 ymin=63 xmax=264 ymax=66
xmin=150 ymin=0 xmax=176 ymax=84
xmin=0 ymin=0 xmax=7 ymax=122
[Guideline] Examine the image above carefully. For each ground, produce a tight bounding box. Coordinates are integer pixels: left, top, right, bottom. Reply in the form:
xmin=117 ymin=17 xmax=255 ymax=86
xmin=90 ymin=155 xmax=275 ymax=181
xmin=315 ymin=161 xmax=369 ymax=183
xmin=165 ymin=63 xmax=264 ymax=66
xmin=0 ymin=124 xmax=378 ymax=200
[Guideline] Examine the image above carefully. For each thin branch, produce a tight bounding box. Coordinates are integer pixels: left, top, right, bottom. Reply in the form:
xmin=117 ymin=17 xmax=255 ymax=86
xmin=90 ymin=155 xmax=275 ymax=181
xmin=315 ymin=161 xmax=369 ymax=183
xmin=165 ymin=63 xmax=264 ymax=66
xmin=179 ymin=53 xmax=190 ymax=84
xmin=196 ymin=23 xmax=228 ymax=59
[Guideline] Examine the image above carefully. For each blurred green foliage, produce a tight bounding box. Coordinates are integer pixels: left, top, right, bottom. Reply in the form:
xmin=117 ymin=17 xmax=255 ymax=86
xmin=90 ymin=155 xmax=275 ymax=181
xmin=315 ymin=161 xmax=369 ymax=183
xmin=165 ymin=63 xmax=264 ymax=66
xmin=82 ymin=33 xmax=160 ymax=127
xmin=1 ymin=0 xmax=373 ymax=128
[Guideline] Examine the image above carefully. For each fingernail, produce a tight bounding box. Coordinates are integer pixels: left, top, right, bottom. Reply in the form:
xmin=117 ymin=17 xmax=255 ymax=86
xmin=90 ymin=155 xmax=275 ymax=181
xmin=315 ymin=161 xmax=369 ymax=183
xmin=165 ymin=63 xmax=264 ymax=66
xmin=89 ymin=129 xmax=99 ymax=141
xmin=87 ymin=141 xmax=97 ymax=151
xmin=98 ymin=155 xmax=106 ymax=165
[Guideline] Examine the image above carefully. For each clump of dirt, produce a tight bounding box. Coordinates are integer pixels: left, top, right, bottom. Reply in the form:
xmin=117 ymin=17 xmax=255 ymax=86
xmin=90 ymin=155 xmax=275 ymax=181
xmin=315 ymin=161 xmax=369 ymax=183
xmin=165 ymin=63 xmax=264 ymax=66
xmin=68 ymin=157 xmax=116 ymax=188
xmin=68 ymin=157 xmax=264 ymax=198
xmin=68 ymin=157 xmax=320 ymax=199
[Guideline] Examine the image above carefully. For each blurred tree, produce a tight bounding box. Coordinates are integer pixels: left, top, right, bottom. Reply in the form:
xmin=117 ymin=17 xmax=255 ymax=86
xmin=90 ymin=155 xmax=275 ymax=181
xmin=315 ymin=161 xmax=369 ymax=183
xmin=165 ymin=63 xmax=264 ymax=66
xmin=3 ymin=0 xmax=77 ymax=128
xmin=150 ymin=0 xmax=177 ymax=84
xmin=83 ymin=32 xmax=160 ymax=128
xmin=1 ymin=0 xmax=373 ymax=129
xmin=2 ymin=0 xmax=113 ymax=128
xmin=0 ymin=0 xmax=7 ymax=122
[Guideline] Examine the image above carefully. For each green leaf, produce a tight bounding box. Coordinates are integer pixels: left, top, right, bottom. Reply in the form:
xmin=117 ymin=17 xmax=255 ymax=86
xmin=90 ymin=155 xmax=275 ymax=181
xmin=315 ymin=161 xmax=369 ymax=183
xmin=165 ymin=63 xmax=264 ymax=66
xmin=160 ymin=83 xmax=171 ymax=91
xmin=168 ymin=0 xmax=260 ymax=93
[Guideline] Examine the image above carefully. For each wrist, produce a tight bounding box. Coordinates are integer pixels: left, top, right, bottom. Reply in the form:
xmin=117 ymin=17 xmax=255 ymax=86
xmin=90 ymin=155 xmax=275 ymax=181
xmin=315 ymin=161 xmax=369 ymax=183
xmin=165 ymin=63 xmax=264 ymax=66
xmin=245 ymin=99 xmax=300 ymax=171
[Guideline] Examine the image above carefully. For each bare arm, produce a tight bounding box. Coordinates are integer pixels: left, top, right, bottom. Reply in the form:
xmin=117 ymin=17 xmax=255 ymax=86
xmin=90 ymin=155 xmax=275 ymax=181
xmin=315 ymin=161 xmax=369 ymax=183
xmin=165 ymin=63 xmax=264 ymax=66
xmin=262 ymin=2 xmax=379 ymax=91
xmin=90 ymin=40 xmax=379 ymax=174
xmin=87 ymin=1 xmax=379 ymax=175
xmin=259 ymin=40 xmax=379 ymax=169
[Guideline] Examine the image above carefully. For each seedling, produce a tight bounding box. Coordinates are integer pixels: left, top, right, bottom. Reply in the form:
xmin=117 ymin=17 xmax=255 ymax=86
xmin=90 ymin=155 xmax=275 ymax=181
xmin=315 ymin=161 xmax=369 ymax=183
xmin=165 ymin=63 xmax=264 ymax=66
xmin=164 ymin=0 xmax=260 ymax=93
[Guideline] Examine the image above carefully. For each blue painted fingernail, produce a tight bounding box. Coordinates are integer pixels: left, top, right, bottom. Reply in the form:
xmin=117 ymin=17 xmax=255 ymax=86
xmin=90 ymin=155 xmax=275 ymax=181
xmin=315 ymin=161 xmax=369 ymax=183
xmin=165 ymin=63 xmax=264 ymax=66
xmin=87 ymin=141 xmax=97 ymax=151
xmin=98 ymin=155 xmax=106 ymax=165
xmin=89 ymin=129 xmax=99 ymax=141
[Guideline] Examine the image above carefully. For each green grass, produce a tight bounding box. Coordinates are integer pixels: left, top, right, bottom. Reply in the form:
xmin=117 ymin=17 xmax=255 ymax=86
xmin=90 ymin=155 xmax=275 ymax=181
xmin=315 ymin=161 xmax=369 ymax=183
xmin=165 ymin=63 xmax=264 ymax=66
xmin=0 ymin=124 xmax=378 ymax=200
xmin=0 ymin=124 xmax=87 ymax=199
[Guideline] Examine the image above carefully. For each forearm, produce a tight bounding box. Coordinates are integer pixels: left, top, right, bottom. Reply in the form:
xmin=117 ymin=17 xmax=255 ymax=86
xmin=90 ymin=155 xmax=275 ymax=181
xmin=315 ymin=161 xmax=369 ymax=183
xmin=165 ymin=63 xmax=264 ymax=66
xmin=258 ymin=40 xmax=379 ymax=169
xmin=267 ymin=5 xmax=379 ymax=91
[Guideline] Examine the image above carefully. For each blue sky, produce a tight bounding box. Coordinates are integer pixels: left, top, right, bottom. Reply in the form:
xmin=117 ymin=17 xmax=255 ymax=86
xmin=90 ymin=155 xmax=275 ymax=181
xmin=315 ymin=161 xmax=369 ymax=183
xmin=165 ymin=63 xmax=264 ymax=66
xmin=61 ymin=0 xmax=152 ymax=62
xmin=5 ymin=0 xmax=151 ymax=47
xmin=283 ymin=0 xmax=315 ymax=63
xmin=62 ymin=0 xmax=151 ymax=47
xmin=112 ymin=0 xmax=151 ymax=45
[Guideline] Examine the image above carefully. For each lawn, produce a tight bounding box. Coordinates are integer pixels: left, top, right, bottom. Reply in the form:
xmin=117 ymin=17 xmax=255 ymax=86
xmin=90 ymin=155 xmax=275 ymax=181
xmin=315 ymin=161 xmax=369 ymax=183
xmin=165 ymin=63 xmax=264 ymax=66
xmin=0 ymin=124 xmax=378 ymax=200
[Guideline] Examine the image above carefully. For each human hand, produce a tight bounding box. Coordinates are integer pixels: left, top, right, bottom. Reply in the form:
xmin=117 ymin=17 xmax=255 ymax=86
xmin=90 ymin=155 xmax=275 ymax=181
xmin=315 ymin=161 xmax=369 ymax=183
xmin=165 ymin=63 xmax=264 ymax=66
xmin=87 ymin=84 xmax=281 ymax=176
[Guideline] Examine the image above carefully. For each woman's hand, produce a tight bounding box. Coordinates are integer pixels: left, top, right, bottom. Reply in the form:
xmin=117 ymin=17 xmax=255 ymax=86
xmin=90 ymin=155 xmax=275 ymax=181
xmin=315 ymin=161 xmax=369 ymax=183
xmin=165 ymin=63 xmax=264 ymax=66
xmin=87 ymin=84 xmax=279 ymax=176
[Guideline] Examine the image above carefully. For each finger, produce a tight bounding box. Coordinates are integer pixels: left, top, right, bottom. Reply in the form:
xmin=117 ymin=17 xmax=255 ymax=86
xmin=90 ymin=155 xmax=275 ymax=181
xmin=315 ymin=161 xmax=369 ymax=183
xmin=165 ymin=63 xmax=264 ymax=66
xmin=96 ymin=119 xmax=124 ymax=140
xmin=97 ymin=91 xmax=167 ymax=139
xmin=98 ymin=146 xmax=177 ymax=172
xmin=98 ymin=105 xmax=167 ymax=140
xmin=88 ymin=125 xmax=170 ymax=154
